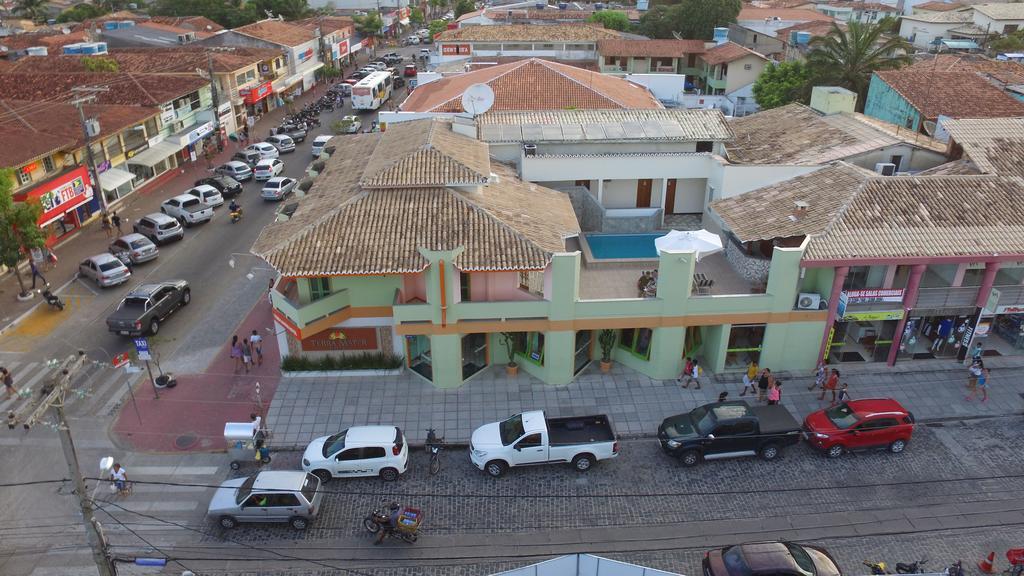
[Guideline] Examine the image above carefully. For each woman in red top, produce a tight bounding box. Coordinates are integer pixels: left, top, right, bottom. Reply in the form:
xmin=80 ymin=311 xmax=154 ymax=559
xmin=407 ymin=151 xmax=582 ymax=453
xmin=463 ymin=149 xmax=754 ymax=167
xmin=820 ymin=368 xmax=839 ymax=404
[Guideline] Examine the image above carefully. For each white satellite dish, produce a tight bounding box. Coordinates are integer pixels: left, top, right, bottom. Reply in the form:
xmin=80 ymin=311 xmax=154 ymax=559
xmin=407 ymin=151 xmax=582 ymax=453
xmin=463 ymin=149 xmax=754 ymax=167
xmin=461 ymin=83 xmax=495 ymax=116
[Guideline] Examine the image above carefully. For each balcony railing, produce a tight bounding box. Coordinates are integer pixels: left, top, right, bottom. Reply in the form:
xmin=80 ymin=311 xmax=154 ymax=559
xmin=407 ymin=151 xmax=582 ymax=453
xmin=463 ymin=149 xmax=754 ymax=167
xmin=916 ymin=286 xmax=979 ymax=309
xmin=271 ymin=282 xmax=350 ymax=331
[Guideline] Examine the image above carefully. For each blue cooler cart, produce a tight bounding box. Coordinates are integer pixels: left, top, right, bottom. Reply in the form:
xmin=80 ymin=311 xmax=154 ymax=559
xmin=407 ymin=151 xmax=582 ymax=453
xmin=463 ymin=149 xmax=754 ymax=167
xmin=225 ymin=417 xmax=270 ymax=470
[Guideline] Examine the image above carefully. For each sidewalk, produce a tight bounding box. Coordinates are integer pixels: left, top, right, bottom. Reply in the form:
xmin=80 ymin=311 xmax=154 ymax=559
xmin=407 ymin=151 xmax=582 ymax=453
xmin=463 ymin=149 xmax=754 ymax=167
xmin=0 ymin=83 xmax=332 ymax=336
xmin=110 ymin=297 xmax=281 ymax=453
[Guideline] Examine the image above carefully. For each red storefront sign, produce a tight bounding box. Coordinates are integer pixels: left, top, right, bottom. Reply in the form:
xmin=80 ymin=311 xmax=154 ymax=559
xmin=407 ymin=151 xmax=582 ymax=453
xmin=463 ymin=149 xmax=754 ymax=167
xmin=844 ymin=288 xmax=905 ymax=303
xmin=441 ymin=43 xmax=472 ymax=55
xmin=336 ymin=39 xmax=349 ymax=58
xmin=24 ymin=166 xmax=93 ymax=227
xmin=301 ymin=327 xmax=379 ymax=352
xmin=240 ymin=81 xmax=273 ymax=105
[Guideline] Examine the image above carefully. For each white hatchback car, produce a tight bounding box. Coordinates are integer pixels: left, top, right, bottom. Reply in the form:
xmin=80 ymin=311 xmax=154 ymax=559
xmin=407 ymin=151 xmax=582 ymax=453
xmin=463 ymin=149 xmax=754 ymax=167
xmin=185 ymin=184 xmax=224 ymax=208
xmin=260 ymin=177 xmax=296 ymax=201
xmin=246 ymin=142 xmax=280 ymax=160
xmin=311 ymin=135 xmax=333 ymax=157
xmin=301 ymin=426 xmax=408 ymax=482
xmin=253 ymin=158 xmax=284 ymax=181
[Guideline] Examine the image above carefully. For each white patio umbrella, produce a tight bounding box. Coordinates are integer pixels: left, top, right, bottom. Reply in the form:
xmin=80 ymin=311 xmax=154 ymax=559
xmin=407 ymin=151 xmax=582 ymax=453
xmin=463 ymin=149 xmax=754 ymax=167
xmin=654 ymin=229 xmax=724 ymax=261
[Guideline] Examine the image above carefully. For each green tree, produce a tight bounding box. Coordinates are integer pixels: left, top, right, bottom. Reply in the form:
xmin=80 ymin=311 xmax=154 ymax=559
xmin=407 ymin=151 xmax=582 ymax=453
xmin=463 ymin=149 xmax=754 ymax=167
xmin=753 ymin=60 xmax=812 ymax=109
xmin=428 ymin=0 xmax=448 ymax=19
xmin=148 ymin=0 xmax=259 ymax=27
xmin=990 ymin=30 xmax=1024 ymax=54
xmin=636 ymin=0 xmax=740 ymax=40
xmin=0 ymin=170 xmax=47 ymax=299
xmin=14 ymin=0 xmax=50 ymax=23
xmin=353 ymin=12 xmax=383 ymax=54
xmin=587 ymin=10 xmax=630 ymax=31
xmin=250 ymin=0 xmax=311 ymax=20
xmin=876 ymin=15 xmax=900 ymax=34
xmin=806 ymin=21 xmax=912 ymax=110
xmin=428 ymin=18 xmax=447 ymax=38
xmin=81 ymin=56 xmax=120 ymax=72
xmin=57 ymin=3 xmax=107 ymax=23
xmin=409 ymin=6 xmax=424 ymax=27
xmin=454 ymin=0 xmax=474 ymax=18
xmin=637 ymin=5 xmax=678 ymax=39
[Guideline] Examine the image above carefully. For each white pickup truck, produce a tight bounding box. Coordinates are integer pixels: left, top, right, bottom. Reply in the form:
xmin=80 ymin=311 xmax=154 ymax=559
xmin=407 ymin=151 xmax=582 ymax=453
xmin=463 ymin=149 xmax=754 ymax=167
xmin=160 ymin=194 xmax=214 ymax=227
xmin=470 ymin=411 xmax=618 ymax=477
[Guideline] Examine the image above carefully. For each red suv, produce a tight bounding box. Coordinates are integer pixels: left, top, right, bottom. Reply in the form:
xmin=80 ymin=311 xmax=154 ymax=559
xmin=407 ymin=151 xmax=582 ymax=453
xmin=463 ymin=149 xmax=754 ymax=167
xmin=803 ymin=398 xmax=915 ymax=458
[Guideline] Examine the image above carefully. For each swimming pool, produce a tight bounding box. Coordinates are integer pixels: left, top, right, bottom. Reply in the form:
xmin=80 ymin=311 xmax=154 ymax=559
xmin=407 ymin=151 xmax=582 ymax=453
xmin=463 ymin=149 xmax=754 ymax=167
xmin=584 ymin=233 xmax=663 ymax=260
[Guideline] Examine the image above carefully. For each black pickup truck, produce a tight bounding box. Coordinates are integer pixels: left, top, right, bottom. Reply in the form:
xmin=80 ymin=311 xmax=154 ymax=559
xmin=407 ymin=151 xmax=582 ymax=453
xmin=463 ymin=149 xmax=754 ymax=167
xmin=106 ymin=280 xmax=191 ymax=336
xmin=658 ymin=401 xmax=802 ymax=467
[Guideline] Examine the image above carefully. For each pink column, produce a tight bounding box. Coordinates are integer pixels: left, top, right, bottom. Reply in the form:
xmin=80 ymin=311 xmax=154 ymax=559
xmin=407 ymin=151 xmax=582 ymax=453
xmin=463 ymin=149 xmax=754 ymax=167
xmin=817 ymin=266 xmax=849 ymax=364
xmin=975 ymin=262 xmax=1001 ymax=308
xmin=887 ymin=264 xmax=927 ymax=365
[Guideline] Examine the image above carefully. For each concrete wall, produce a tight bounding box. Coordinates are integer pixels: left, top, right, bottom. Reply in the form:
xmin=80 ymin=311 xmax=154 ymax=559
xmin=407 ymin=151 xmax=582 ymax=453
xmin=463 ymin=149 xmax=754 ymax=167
xmin=521 ymin=153 xmax=714 ymax=183
xmin=864 ymin=74 xmax=922 ymax=131
xmin=725 ymin=54 xmax=768 ymax=94
xmin=672 ymin=178 xmax=706 ymax=213
xmin=973 ymin=13 xmax=1024 ymax=35
xmin=847 ymin=144 xmax=948 ymax=173
xmin=602 ymin=179 xmax=638 ymax=209
xmin=898 ymin=18 xmax=957 ymax=50
xmin=711 ymin=163 xmax=820 ymax=200
xmin=725 ymin=240 xmax=771 ymax=285
xmin=623 ymin=73 xmax=687 ymax=104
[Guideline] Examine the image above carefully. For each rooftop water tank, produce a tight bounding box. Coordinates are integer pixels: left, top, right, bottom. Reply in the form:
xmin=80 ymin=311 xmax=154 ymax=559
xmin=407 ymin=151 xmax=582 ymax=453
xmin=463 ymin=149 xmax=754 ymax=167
xmin=103 ymin=21 xmax=118 ymax=30
xmin=535 ymin=2 xmax=546 ymax=8
xmin=62 ymin=43 xmax=84 ymax=54
xmin=712 ymin=27 xmax=729 ymax=45
xmin=795 ymin=31 xmax=812 ymax=44
xmin=558 ymin=2 xmax=568 ymax=9
xmin=26 ymin=46 xmax=49 ymax=56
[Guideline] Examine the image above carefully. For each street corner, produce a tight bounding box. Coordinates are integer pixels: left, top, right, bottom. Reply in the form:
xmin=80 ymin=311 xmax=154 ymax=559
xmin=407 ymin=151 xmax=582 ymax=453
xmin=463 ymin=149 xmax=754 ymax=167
xmin=0 ymin=291 xmax=95 ymax=352
xmin=111 ymin=371 xmax=276 ymax=453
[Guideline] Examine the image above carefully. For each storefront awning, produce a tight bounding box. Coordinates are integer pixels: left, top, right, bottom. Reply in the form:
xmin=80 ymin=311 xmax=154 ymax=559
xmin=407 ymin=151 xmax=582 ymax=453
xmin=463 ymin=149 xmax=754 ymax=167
xmin=941 ymin=39 xmax=979 ymax=50
xmin=98 ymin=167 xmax=134 ymax=192
xmin=126 ymin=140 xmax=181 ymax=168
xmin=274 ymin=74 xmax=303 ymax=93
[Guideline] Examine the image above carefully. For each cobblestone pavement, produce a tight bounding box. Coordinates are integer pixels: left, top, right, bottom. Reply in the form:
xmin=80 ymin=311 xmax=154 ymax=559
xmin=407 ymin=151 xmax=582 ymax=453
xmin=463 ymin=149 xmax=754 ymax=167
xmin=156 ymin=417 xmax=1024 ymax=575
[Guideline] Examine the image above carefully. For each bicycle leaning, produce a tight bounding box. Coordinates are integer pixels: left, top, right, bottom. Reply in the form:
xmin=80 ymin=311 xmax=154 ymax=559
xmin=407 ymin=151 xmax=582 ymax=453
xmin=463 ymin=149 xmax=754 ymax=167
xmin=425 ymin=428 xmax=446 ymax=476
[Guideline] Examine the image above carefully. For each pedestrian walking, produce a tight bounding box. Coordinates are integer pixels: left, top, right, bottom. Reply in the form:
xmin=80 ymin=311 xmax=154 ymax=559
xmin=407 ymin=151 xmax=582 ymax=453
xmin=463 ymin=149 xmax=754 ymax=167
xmin=230 ymin=335 xmax=243 ymax=373
xmin=111 ymin=212 xmax=123 ymax=235
xmin=757 ymin=368 xmax=771 ymax=402
xmin=101 ymin=212 xmax=112 ymax=237
xmin=250 ymin=330 xmax=264 ymax=366
xmin=241 ymin=338 xmax=253 ymax=373
xmin=966 ymin=367 xmax=989 ymax=402
xmin=821 ymin=368 xmax=839 ymax=404
xmin=837 ymin=382 xmax=851 ymax=404
xmin=682 ymin=359 xmax=702 ymax=390
xmin=29 ymin=260 xmax=48 ymax=289
xmin=971 ymin=342 xmax=984 ymax=363
xmin=809 ymin=362 xmax=826 ymax=391
xmin=740 ymin=360 xmax=758 ymax=396
xmin=678 ymin=357 xmax=692 ymax=384
xmin=767 ymin=380 xmax=782 ymax=405
xmin=967 ymin=359 xmax=982 ymax=391
xmin=2 ymin=367 xmax=17 ymax=400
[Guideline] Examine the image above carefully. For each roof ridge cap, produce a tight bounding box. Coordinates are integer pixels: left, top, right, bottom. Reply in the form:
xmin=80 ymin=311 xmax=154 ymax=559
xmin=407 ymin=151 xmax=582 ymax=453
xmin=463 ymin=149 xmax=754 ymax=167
xmin=543 ymin=61 xmax=627 ymax=108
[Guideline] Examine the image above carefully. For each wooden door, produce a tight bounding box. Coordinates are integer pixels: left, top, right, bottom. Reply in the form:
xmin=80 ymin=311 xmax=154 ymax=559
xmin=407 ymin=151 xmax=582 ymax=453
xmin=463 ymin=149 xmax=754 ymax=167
xmin=636 ymin=179 xmax=653 ymax=208
xmin=664 ymin=179 xmax=677 ymax=214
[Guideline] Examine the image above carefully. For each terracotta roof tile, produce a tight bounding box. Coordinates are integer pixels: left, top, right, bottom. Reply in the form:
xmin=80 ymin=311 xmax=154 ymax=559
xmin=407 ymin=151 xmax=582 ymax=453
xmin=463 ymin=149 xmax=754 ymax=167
xmin=234 ymin=19 xmax=316 ymax=47
xmin=252 ymin=120 xmax=580 ymax=276
xmin=149 ymin=16 xmax=224 ymax=32
xmin=1 ymin=46 xmax=282 ymax=74
xmin=401 ymin=58 xmax=661 ymax=112
xmin=437 ymin=23 xmax=621 ymax=42
xmin=596 ymin=39 xmax=707 ymax=57
xmin=901 ymin=9 xmax=972 ymax=22
xmin=700 ymin=42 xmax=769 ymax=66
xmin=873 ymin=69 xmax=1024 ymax=121
xmin=907 ymin=54 xmax=1024 ymax=85
xmin=737 ymin=7 xmax=835 ymax=21
xmin=749 ymin=0 xmax=817 ymax=8
xmin=293 ymin=16 xmax=355 ymax=35
xmin=821 ymin=1 xmax=899 ymax=11
xmin=914 ymin=158 xmax=981 ymax=175
xmin=913 ymin=1 xmax=965 ymax=11
xmin=972 ymin=3 xmax=1024 ymax=19
xmin=0 ymin=72 xmax=209 ymax=106
xmin=776 ymin=19 xmax=845 ymax=39
xmin=0 ymin=29 xmax=88 ymax=50
xmin=478 ymin=108 xmax=734 ymax=142
xmin=942 ymin=117 xmax=1024 ymax=178
xmin=360 ymin=120 xmax=492 ymax=188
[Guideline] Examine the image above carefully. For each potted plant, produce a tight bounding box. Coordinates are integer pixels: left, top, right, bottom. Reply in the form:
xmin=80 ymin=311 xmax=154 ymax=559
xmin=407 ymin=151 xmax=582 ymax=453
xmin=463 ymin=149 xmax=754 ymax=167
xmin=500 ymin=332 xmax=518 ymax=377
xmin=598 ymin=329 xmax=616 ymax=373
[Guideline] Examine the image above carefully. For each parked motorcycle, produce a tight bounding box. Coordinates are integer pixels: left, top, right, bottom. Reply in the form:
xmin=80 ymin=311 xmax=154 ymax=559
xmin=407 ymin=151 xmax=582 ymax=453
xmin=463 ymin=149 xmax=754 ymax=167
xmin=40 ymin=288 xmax=64 ymax=311
xmin=863 ymin=559 xmax=929 ymax=575
xmin=362 ymin=502 xmax=421 ymax=544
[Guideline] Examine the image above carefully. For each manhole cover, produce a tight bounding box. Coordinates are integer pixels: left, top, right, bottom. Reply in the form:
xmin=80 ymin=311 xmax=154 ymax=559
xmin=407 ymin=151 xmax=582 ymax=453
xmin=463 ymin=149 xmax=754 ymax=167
xmin=175 ymin=433 xmax=199 ymax=450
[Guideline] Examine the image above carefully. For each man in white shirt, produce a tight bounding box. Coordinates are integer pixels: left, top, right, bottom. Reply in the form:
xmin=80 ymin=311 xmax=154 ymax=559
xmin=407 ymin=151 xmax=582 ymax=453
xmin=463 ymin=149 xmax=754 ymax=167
xmin=250 ymin=330 xmax=264 ymax=366
xmin=110 ymin=463 xmax=128 ymax=493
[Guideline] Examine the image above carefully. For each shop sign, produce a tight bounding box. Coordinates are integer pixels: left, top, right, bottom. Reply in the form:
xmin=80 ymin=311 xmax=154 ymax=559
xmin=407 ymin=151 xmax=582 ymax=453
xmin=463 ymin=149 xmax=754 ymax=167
xmin=21 ymin=162 xmax=39 ymax=174
xmin=125 ymin=142 xmax=148 ymax=159
xmin=995 ymin=305 xmax=1024 ymax=314
xmin=334 ymin=39 xmax=349 ymax=59
xmin=218 ymin=102 xmax=232 ymax=115
xmin=160 ymin=103 xmax=175 ymax=124
xmin=351 ymin=40 xmax=363 ymax=53
xmin=186 ymin=121 xmax=214 ymax=145
xmin=301 ymin=327 xmax=379 ymax=351
xmin=297 ymin=47 xmax=315 ymax=63
xmin=97 ymin=160 xmax=111 ymax=174
xmin=843 ymin=310 xmax=905 ymax=321
xmin=148 ymin=133 xmax=165 ymax=148
xmin=239 ymin=81 xmax=273 ymax=105
xmin=32 ymin=166 xmax=93 ymax=227
xmin=843 ymin=289 xmax=905 ymax=304
xmin=975 ymin=316 xmax=992 ymax=338
xmin=441 ymin=44 xmax=472 ymax=56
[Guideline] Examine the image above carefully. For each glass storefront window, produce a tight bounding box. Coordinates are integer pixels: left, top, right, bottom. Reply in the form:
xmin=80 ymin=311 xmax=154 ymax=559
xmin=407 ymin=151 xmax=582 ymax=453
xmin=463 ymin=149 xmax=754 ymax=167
xmin=407 ymin=335 xmax=432 ymax=381
xmin=122 ymin=126 xmax=146 ymax=152
xmin=831 ymin=319 xmax=898 ymax=363
xmin=725 ymin=324 xmax=765 ymax=368
xmin=843 ymin=266 xmax=886 ymax=290
xmin=144 ymin=117 xmax=159 ymax=137
xmin=574 ymin=331 xmax=592 ymax=375
xmin=461 ymin=333 xmax=487 ymax=380
xmin=104 ymin=136 xmax=123 ymax=159
xmin=994 ymin=267 xmax=1024 ymax=286
xmin=619 ymin=328 xmax=653 ymax=360
xmin=515 ymin=332 xmax=545 ymax=365
xmin=309 ymin=277 xmax=331 ymax=301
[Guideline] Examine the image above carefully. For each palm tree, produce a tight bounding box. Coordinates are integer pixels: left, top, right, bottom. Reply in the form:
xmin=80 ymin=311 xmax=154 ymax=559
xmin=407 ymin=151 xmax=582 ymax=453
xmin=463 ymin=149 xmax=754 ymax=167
xmin=14 ymin=0 xmax=50 ymax=23
xmin=806 ymin=21 xmax=912 ymax=111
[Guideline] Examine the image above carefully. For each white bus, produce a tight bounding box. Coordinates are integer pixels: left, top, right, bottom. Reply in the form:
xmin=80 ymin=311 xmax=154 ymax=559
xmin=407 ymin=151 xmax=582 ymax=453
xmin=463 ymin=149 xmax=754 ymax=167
xmin=352 ymin=71 xmax=393 ymax=110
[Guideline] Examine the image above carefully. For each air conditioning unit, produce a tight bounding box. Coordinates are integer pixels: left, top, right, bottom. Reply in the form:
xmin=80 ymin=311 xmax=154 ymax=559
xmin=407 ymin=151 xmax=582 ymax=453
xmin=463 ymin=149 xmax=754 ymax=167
xmin=796 ymin=292 xmax=822 ymax=310
xmin=84 ymin=118 xmax=101 ymax=138
xmin=874 ymin=162 xmax=896 ymax=176
xmin=523 ymin=143 xmax=537 ymax=157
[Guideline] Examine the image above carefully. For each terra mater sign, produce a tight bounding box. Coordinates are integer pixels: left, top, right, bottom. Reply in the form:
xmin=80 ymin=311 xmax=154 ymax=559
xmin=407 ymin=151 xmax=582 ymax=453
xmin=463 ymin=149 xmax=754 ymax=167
xmin=301 ymin=327 xmax=379 ymax=352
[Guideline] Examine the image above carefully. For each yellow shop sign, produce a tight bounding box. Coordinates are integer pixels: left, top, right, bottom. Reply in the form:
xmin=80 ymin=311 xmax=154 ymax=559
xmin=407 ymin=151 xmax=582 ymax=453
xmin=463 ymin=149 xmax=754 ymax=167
xmin=842 ymin=310 xmax=905 ymax=321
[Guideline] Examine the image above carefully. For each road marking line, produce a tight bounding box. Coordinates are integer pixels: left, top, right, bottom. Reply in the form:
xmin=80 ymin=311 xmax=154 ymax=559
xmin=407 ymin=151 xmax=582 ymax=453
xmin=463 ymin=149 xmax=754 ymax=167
xmin=0 ymin=362 xmax=50 ymax=412
xmin=131 ymin=465 xmax=220 ymax=476
xmin=75 ymin=276 xmax=98 ymax=295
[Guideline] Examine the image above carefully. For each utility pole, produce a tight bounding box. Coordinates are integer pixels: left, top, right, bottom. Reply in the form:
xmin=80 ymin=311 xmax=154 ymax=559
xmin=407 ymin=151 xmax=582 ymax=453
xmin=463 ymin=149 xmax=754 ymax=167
xmin=206 ymin=52 xmax=224 ymax=152
xmin=15 ymin=352 xmax=117 ymax=576
xmin=71 ymin=87 xmax=110 ymax=214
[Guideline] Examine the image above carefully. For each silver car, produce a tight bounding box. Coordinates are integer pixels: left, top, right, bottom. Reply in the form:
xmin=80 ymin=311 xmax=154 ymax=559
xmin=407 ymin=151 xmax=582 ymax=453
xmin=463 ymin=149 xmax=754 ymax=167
xmin=79 ymin=253 xmax=131 ymax=287
xmin=215 ymin=161 xmax=253 ymax=182
xmin=261 ymin=177 xmax=297 ymax=201
xmin=109 ymin=233 xmax=159 ymax=265
xmin=265 ymin=134 xmax=295 ymax=154
xmin=206 ymin=471 xmax=322 ymax=530
xmin=132 ymin=213 xmax=184 ymax=245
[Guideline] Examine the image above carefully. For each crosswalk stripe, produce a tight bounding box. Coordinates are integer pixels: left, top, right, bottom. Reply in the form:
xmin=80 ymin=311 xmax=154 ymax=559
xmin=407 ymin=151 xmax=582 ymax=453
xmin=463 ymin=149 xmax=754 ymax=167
xmin=0 ymin=362 xmax=49 ymax=412
xmin=131 ymin=465 xmax=220 ymax=476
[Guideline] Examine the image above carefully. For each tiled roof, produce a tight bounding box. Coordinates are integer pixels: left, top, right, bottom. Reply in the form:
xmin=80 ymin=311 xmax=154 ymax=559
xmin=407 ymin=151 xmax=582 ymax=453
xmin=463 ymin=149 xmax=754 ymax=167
xmin=360 ymin=120 xmax=491 ymax=188
xmin=776 ymin=19 xmax=844 ymax=40
xmin=436 ymin=23 xmax=621 ymax=42
xmin=0 ymin=72 xmax=208 ymax=106
xmin=914 ymin=158 xmax=981 ymax=176
xmin=293 ymin=16 xmax=355 ymax=35
xmin=478 ymin=108 xmax=735 ymax=142
xmin=233 ymin=19 xmax=316 ymax=47
xmin=949 ymin=23 xmax=990 ymax=35
xmin=972 ymin=2 xmax=1024 ymax=19
xmin=149 ymin=16 xmax=224 ymax=32
xmin=901 ymin=9 xmax=973 ymax=22
xmin=1 ymin=46 xmax=281 ymax=74
xmin=0 ymin=29 xmax=88 ymax=50
xmin=908 ymin=54 xmax=1024 ymax=85
xmin=942 ymin=117 xmax=1024 ymax=178
xmin=596 ymin=39 xmax=706 ymax=57
xmin=711 ymin=162 xmax=872 ymax=242
xmin=486 ymin=8 xmax=592 ymax=20
xmin=400 ymin=58 xmax=661 ymax=112
xmin=749 ymin=0 xmax=817 ymax=8
xmin=456 ymin=8 xmax=485 ymax=22
xmin=700 ymin=42 xmax=769 ymax=66
xmin=822 ymin=1 xmax=899 ymax=11
xmin=0 ymin=99 xmax=157 ymax=168
xmin=252 ymin=121 xmax=579 ymax=276
xmin=737 ymin=7 xmax=834 ymax=21
xmin=726 ymin=103 xmax=945 ymax=165
xmin=913 ymin=1 xmax=965 ymax=11
xmin=804 ymin=175 xmax=1024 ymax=261
xmin=874 ymin=69 xmax=1024 ymax=121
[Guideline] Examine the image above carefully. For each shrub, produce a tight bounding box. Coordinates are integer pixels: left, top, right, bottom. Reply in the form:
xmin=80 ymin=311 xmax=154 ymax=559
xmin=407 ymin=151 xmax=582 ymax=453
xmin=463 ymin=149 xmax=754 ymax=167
xmin=281 ymin=352 xmax=404 ymax=372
